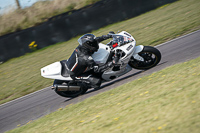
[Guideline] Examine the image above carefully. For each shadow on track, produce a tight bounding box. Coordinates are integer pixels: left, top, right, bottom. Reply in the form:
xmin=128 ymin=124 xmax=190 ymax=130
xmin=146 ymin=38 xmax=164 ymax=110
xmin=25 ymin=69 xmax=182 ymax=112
xmin=64 ymin=61 xmax=167 ymax=102
xmin=85 ymin=70 xmax=144 ymax=94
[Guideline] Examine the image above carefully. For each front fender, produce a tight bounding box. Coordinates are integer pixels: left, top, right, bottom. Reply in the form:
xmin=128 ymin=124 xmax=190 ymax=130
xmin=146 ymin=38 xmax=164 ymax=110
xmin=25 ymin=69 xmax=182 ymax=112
xmin=132 ymin=45 xmax=144 ymax=61
xmin=133 ymin=45 xmax=144 ymax=54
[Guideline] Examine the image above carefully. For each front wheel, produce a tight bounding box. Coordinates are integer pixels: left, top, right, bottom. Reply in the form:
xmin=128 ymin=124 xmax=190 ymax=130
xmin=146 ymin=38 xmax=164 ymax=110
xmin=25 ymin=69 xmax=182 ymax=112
xmin=128 ymin=46 xmax=161 ymax=70
xmin=53 ymin=80 xmax=88 ymax=98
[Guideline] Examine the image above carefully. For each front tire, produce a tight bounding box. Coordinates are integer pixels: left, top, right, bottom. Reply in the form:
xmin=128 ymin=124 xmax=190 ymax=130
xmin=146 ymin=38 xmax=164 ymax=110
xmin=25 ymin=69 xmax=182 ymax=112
xmin=53 ymin=80 xmax=88 ymax=98
xmin=129 ymin=46 xmax=161 ymax=70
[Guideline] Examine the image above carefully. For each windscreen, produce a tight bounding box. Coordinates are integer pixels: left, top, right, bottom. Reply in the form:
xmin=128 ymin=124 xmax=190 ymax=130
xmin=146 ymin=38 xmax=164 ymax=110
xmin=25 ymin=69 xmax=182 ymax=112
xmin=112 ymin=35 xmax=134 ymax=47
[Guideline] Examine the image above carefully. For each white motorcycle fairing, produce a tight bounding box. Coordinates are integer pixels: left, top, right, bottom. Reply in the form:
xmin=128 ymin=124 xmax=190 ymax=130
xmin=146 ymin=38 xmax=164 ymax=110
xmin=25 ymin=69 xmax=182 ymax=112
xmin=92 ymin=43 xmax=111 ymax=65
xmin=41 ymin=62 xmax=72 ymax=80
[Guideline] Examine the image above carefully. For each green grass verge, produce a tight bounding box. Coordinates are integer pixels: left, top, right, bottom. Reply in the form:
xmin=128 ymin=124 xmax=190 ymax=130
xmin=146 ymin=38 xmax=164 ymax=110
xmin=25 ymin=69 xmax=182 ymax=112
xmin=7 ymin=56 xmax=200 ymax=133
xmin=0 ymin=0 xmax=200 ymax=104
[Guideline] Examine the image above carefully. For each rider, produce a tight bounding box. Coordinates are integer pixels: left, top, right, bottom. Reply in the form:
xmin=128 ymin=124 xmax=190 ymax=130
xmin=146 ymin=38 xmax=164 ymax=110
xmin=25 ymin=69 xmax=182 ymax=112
xmin=66 ymin=32 xmax=119 ymax=89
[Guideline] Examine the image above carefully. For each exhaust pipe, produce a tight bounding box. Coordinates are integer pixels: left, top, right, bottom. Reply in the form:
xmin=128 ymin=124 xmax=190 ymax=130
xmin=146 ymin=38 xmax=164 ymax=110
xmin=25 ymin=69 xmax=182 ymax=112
xmin=53 ymin=84 xmax=81 ymax=91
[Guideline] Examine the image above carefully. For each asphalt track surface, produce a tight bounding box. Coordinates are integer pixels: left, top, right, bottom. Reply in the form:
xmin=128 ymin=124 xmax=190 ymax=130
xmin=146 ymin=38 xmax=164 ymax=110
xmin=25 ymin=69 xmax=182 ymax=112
xmin=0 ymin=30 xmax=200 ymax=133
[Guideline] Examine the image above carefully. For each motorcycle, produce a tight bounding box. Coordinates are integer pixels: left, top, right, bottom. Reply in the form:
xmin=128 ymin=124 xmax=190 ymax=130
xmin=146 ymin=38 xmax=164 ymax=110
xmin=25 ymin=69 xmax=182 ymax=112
xmin=41 ymin=31 xmax=161 ymax=98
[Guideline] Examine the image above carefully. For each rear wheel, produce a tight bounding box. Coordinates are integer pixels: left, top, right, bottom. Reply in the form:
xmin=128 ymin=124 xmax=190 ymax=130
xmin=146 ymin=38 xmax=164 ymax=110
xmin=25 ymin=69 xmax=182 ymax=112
xmin=128 ymin=46 xmax=161 ymax=70
xmin=53 ymin=80 xmax=88 ymax=98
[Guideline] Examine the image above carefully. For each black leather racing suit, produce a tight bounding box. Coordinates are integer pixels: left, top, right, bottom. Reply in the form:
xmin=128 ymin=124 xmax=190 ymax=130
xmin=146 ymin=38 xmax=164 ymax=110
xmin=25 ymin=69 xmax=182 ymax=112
xmin=66 ymin=35 xmax=114 ymax=88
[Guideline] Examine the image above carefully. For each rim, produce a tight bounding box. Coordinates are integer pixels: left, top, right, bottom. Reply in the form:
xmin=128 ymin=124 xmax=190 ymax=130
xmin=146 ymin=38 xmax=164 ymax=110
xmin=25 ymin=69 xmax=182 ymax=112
xmin=132 ymin=52 xmax=158 ymax=69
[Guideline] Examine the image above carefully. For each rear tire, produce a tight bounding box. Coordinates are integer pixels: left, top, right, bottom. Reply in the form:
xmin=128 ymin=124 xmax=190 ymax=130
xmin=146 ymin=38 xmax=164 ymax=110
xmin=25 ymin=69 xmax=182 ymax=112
xmin=53 ymin=80 xmax=88 ymax=98
xmin=128 ymin=46 xmax=161 ymax=70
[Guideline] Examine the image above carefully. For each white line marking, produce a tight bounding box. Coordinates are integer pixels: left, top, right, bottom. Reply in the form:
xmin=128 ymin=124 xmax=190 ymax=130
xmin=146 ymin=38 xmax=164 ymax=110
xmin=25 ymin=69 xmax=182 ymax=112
xmin=0 ymin=87 xmax=50 ymax=107
xmin=156 ymin=30 xmax=200 ymax=47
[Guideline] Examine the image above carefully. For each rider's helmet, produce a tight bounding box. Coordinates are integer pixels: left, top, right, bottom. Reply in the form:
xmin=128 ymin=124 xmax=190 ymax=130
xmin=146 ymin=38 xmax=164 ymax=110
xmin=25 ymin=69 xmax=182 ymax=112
xmin=78 ymin=34 xmax=99 ymax=54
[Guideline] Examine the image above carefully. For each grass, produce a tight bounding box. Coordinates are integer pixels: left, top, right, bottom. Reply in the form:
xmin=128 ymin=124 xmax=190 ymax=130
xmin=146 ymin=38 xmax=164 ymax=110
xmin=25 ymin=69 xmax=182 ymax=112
xmin=6 ymin=56 xmax=200 ymax=133
xmin=0 ymin=0 xmax=200 ymax=104
xmin=0 ymin=0 xmax=100 ymax=36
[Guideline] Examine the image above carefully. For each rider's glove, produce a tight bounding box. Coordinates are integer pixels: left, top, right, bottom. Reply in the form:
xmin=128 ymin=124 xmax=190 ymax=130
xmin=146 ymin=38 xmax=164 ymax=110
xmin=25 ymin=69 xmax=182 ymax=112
xmin=109 ymin=31 xmax=115 ymax=34
xmin=107 ymin=31 xmax=115 ymax=38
